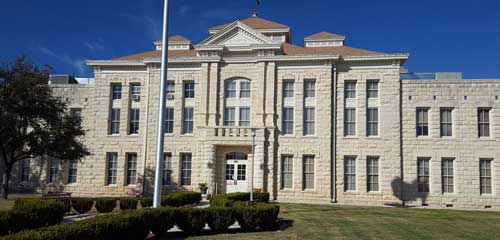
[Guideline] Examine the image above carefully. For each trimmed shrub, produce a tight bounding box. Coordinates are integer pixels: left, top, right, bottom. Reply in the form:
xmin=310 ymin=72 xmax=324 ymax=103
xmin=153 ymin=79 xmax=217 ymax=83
xmin=209 ymin=195 xmax=233 ymax=207
xmin=55 ymin=198 xmax=72 ymax=213
xmin=71 ymin=198 xmax=94 ymax=214
xmin=206 ymin=207 xmax=235 ymax=232
xmin=161 ymin=191 xmax=201 ymax=207
xmin=119 ymin=198 xmax=138 ymax=210
xmin=94 ymin=198 xmax=117 ymax=213
xmin=0 ymin=199 xmax=65 ymax=236
xmin=141 ymin=207 xmax=175 ymax=236
xmin=139 ymin=197 xmax=153 ymax=208
xmin=209 ymin=192 xmax=269 ymax=207
xmin=175 ymin=208 xmax=207 ymax=235
xmin=235 ymin=203 xmax=280 ymax=231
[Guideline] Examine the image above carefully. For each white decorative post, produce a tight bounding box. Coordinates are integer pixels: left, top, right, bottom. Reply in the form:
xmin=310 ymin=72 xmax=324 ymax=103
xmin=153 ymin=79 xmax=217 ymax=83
xmin=250 ymin=128 xmax=256 ymax=202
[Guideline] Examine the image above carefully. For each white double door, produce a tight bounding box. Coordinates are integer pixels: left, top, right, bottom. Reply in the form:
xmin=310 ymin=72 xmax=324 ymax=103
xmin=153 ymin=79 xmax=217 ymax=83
xmin=225 ymin=159 xmax=248 ymax=193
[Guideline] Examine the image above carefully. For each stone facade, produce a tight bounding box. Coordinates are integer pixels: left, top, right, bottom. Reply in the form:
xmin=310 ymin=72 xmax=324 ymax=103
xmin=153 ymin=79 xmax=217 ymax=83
xmin=8 ymin=16 xmax=500 ymax=209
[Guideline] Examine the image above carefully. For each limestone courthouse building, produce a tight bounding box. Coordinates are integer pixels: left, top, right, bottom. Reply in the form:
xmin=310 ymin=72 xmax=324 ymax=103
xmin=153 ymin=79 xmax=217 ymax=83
xmin=10 ymin=14 xmax=500 ymax=209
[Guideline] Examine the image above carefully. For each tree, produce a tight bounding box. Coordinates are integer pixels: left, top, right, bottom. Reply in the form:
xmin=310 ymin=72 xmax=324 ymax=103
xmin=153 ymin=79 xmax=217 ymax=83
xmin=0 ymin=56 xmax=90 ymax=199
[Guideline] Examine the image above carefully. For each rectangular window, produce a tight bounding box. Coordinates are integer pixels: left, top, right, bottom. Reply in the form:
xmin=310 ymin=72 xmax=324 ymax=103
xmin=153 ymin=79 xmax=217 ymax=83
xmin=106 ymin=153 xmax=118 ymax=185
xmin=303 ymin=108 xmax=315 ymax=135
xmin=162 ymin=153 xmax=172 ymax=185
xmin=110 ymin=108 xmax=120 ymax=134
xmin=131 ymin=84 xmax=141 ymax=102
xmin=344 ymin=156 xmax=356 ymax=191
xmin=442 ymin=158 xmax=454 ymax=193
xmin=237 ymin=165 xmax=246 ymax=180
xmin=367 ymin=80 xmax=379 ymax=98
xmin=20 ymin=159 xmax=30 ymax=182
xmin=240 ymin=81 xmax=251 ymax=98
xmin=367 ymin=108 xmax=378 ymax=136
xmin=126 ymin=153 xmax=137 ymax=185
xmin=344 ymin=108 xmax=356 ymax=136
xmin=283 ymin=81 xmax=294 ymax=98
xmin=129 ymin=109 xmax=140 ymax=134
xmin=239 ymin=107 xmax=250 ymax=126
xmin=416 ymin=108 xmax=429 ymax=137
xmin=440 ymin=108 xmax=453 ymax=137
xmin=183 ymin=108 xmax=194 ymax=134
xmin=480 ymin=159 xmax=492 ymax=194
xmin=166 ymin=81 xmax=175 ymax=95
xmin=226 ymin=164 xmax=234 ymax=180
xmin=282 ymin=108 xmax=294 ymax=135
xmin=48 ymin=159 xmax=59 ymax=183
xmin=165 ymin=108 xmax=174 ymax=134
xmin=304 ymin=80 xmax=316 ymax=98
xmin=181 ymin=153 xmax=192 ymax=185
xmin=281 ymin=155 xmax=293 ymax=189
xmin=184 ymin=82 xmax=195 ymax=99
xmin=225 ymin=81 xmax=236 ymax=98
xmin=345 ymin=81 xmax=357 ymax=99
xmin=224 ymin=107 xmax=235 ymax=126
xmin=303 ymin=155 xmax=315 ymax=190
xmin=111 ymin=84 xmax=122 ymax=100
xmin=417 ymin=158 xmax=430 ymax=193
xmin=367 ymin=156 xmax=379 ymax=192
xmin=67 ymin=160 xmax=78 ymax=184
xmin=478 ymin=108 xmax=490 ymax=137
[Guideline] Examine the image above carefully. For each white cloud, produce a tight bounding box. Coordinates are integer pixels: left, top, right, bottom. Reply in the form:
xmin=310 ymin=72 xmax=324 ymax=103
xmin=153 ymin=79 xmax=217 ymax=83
xmin=36 ymin=45 xmax=87 ymax=76
xmin=115 ymin=13 xmax=161 ymax=40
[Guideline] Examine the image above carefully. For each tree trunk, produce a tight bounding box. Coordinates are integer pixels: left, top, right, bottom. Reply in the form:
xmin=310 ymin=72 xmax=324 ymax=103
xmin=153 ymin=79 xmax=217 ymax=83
xmin=1 ymin=167 xmax=11 ymax=200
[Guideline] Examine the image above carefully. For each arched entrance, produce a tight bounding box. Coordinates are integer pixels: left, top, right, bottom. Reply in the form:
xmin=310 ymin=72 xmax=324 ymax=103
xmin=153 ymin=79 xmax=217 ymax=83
xmin=225 ymin=152 xmax=248 ymax=193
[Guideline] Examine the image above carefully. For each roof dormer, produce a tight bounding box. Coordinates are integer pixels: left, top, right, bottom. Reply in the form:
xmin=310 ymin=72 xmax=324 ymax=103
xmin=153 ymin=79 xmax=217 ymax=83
xmin=304 ymin=31 xmax=345 ymax=47
xmin=154 ymin=35 xmax=192 ymax=50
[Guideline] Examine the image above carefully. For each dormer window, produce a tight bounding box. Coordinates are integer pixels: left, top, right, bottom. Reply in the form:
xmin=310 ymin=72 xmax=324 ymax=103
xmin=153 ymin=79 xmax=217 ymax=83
xmin=304 ymin=31 xmax=345 ymax=48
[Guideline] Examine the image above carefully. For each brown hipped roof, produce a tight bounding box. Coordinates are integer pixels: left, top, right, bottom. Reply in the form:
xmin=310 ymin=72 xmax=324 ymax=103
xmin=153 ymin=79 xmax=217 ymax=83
xmin=209 ymin=16 xmax=289 ymax=30
xmin=305 ymin=31 xmax=345 ymax=40
xmin=282 ymin=43 xmax=381 ymax=56
xmin=168 ymin=35 xmax=190 ymax=42
xmin=113 ymin=50 xmax=197 ymax=61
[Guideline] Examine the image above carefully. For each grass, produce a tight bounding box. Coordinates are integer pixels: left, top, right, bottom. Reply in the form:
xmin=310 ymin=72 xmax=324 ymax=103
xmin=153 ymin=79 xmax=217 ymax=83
xmin=188 ymin=203 xmax=500 ymax=240
xmin=0 ymin=194 xmax=40 ymax=211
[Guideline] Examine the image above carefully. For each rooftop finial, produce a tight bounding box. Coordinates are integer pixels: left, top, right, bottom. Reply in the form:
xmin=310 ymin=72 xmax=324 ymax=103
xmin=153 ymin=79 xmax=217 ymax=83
xmin=253 ymin=0 xmax=260 ymax=17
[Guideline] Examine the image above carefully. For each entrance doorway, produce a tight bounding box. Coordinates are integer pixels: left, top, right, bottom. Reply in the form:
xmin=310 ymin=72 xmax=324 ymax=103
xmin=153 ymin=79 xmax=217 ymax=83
xmin=225 ymin=152 xmax=248 ymax=193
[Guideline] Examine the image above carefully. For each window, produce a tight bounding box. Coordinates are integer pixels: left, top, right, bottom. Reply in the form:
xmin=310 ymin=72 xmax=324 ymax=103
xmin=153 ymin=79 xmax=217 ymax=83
xmin=367 ymin=108 xmax=378 ymax=136
xmin=183 ymin=108 xmax=194 ymax=134
xmin=226 ymin=164 xmax=234 ymax=180
xmin=304 ymin=80 xmax=316 ymax=98
xmin=225 ymin=81 xmax=236 ymax=98
xmin=166 ymin=81 xmax=175 ymax=96
xmin=240 ymin=81 xmax=251 ymax=98
xmin=162 ymin=153 xmax=172 ymax=185
xmin=20 ymin=159 xmax=30 ymax=182
xmin=440 ymin=108 xmax=453 ymax=137
xmin=344 ymin=156 xmax=356 ymax=191
xmin=367 ymin=80 xmax=379 ymax=98
xmin=111 ymin=84 xmax=122 ymax=100
xmin=480 ymin=159 xmax=492 ymax=194
xmin=344 ymin=108 xmax=356 ymax=136
xmin=345 ymin=81 xmax=357 ymax=99
xmin=417 ymin=158 xmax=430 ymax=192
xmin=281 ymin=156 xmax=293 ymax=189
xmin=237 ymin=165 xmax=246 ymax=180
xmin=110 ymin=108 xmax=120 ymax=134
xmin=442 ymin=158 xmax=454 ymax=193
xmin=165 ymin=108 xmax=174 ymax=134
xmin=367 ymin=157 xmax=379 ymax=192
xmin=126 ymin=153 xmax=137 ymax=185
xmin=304 ymin=108 xmax=315 ymax=135
xmin=303 ymin=155 xmax=315 ymax=190
xmin=416 ymin=108 xmax=429 ymax=137
xmin=478 ymin=108 xmax=490 ymax=137
xmin=131 ymin=84 xmax=141 ymax=101
xmin=184 ymin=82 xmax=195 ymax=98
xmin=67 ymin=160 xmax=78 ymax=184
xmin=283 ymin=81 xmax=294 ymax=98
xmin=282 ymin=108 xmax=294 ymax=135
xmin=129 ymin=109 xmax=140 ymax=134
xmin=224 ymin=107 xmax=235 ymax=126
xmin=106 ymin=153 xmax=118 ymax=185
xmin=48 ymin=159 xmax=59 ymax=183
xmin=239 ymin=107 xmax=250 ymax=126
xmin=181 ymin=153 xmax=192 ymax=185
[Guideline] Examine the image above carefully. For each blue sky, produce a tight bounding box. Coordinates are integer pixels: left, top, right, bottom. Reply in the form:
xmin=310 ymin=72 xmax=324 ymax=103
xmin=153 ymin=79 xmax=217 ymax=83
xmin=1 ymin=0 xmax=499 ymax=78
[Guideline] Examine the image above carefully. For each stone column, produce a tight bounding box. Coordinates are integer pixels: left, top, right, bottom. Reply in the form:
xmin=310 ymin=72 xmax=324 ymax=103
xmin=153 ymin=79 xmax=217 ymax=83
xmin=208 ymin=63 xmax=219 ymax=126
xmin=265 ymin=62 xmax=276 ymax=127
xmin=253 ymin=62 xmax=266 ymax=127
xmin=197 ymin=63 xmax=210 ymax=127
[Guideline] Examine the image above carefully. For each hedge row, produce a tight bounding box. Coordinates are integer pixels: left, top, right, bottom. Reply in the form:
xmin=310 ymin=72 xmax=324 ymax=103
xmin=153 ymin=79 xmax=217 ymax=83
xmin=209 ymin=192 xmax=270 ymax=207
xmin=2 ymin=203 xmax=280 ymax=240
xmin=140 ymin=191 xmax=202 ymax=208
xmin=0 ymin=199 xmax=65 ymax=236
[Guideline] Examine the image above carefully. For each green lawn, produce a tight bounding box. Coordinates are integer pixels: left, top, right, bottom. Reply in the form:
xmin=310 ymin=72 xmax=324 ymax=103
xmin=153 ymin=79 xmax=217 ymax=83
xmin=188 ymin=203 xmax=500 ymax=240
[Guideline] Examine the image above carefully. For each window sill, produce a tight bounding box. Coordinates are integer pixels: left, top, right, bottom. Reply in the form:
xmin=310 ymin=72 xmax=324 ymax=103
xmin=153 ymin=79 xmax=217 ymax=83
xmin=416 ymin=136 xmax=431 ymax=139
xmin=478 ymin=137 xmax=494 ymax=141
xmin=302 ymin=135 xmax=318 ymax=138
xmin=108 ymin=134 xmax=121 ymax=137
xmin=105 ymin=184 xmax=118 ymax=187
xmin=343 ymin=136 xmax=358 ymax=139
xmin=301 ymin=189 xmax=316 ymax=193
xmin=279 ymin=189 xmax=294 ymax=193
xmin=366 ymin=136 xmax=381 ymax=139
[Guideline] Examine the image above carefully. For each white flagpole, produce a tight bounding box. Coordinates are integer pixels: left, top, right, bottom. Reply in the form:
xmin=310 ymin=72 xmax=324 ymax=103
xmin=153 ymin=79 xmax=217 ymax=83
xmin=153 ymin=0 xmax=170 ymax=208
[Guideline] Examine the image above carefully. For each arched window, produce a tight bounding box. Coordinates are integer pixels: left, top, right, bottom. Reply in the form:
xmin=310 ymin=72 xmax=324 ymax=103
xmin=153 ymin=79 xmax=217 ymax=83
xmin=224 ymin=79 xmax=251 ymax=127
